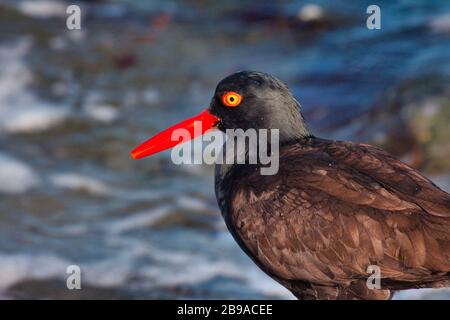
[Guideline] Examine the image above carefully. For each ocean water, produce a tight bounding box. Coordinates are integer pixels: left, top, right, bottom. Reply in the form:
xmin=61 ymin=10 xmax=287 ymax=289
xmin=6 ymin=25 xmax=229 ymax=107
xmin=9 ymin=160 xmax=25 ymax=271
xmin=0 ymin=0 xmax=449 ymax=299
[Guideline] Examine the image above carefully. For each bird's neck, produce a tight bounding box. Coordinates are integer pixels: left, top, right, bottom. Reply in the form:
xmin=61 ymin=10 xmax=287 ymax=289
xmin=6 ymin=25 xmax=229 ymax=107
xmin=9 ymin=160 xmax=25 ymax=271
xmin=272 ymin=98 xmax=311 ymax=143
xmin=279 ymin=116 xmax=310 ymax=143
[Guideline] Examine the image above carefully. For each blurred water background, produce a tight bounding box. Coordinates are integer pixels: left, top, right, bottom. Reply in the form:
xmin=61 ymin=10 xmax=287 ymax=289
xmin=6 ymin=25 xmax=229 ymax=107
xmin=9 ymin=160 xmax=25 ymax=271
xmin=0 ymin=0 xmax=449 ymax=299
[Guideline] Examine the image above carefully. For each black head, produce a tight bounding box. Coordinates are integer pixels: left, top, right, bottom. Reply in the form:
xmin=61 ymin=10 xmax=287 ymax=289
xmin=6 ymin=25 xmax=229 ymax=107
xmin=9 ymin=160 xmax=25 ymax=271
xmin=209 ymin=71 xmax=310 ymax=142
xmin=131 ymin=71 xmax=310 ymax=160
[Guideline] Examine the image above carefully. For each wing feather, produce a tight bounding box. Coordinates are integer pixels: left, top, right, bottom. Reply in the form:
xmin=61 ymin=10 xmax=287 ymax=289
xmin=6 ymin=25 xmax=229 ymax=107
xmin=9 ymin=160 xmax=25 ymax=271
xmin=229 ymin=138 xmax=450 ymax=289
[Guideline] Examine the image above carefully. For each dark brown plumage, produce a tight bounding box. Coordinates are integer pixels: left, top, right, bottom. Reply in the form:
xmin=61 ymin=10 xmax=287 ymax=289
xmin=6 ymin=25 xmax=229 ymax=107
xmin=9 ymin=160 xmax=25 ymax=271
xmin=210 ymin=71 xmax=450 ymax=299
xmin=216 ymin=137 xmax=450 ymax=299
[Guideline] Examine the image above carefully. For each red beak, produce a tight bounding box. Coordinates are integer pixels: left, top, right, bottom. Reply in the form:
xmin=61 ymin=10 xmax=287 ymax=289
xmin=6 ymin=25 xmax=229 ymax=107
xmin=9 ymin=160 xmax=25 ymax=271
xmin=131 ymin=109 xmax=220 ymax=160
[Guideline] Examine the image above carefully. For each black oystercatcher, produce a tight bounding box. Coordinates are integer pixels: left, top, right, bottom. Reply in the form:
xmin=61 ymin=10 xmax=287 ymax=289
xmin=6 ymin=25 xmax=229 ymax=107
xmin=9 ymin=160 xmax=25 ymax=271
xmin=131 ymin=71 xmax=450 ymax=299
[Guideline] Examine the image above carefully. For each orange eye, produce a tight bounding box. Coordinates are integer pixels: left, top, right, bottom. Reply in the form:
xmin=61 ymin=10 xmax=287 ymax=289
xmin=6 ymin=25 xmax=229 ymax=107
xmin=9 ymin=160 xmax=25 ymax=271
xmin=221 ymin=91 xmax=242 ymax=107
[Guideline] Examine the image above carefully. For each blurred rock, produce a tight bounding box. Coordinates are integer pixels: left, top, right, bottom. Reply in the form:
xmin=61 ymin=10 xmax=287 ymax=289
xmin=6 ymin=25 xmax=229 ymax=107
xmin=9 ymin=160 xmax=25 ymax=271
xmin=113 ymin=52 xmax=137 ymax=70
xmin=359 ymin=75 xmax=450 ymax=174
xmin=7 ymin=278 xmax=131 ymax=299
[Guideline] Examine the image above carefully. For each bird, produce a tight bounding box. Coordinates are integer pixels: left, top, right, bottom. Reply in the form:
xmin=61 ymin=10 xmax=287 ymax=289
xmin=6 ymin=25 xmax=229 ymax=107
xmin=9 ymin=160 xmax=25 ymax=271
xmin=131 ymin=71 xmax=450 ymax=300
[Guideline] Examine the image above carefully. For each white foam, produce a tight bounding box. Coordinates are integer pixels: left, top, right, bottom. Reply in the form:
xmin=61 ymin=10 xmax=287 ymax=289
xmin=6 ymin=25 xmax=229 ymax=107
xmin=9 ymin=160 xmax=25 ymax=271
xmin=0 ymin=39 xmax=70 ymax=134
xmin=106 ymin=206 xmax=173 ymax=234
xmin=176 ymin=196 xmax=210 ymax=211
xmin=109 ymin=188 xmax=166 ymax=202
xmin=0 ymin=103 xmax=70 ymax=134
xmin=49 ymin=172 xmax=111 ymax=195
xmin=17 ymin=0 xmax=67 ymax=18
xmin=0 ymin=253 xmax=69 ymax=294
xmin=82 ymin=258 xmax=133 ymax=287
xmin=0 ymin=153 xmax=39 ymax=194
xmin=82 ymin=92 xmax=119 ymax=124
xmin=142 ymin=255 xmax=242 ymax=287
xmin=48 ymin=170 xmax=168 ymax=201
xmin=83 ymin=104 xmax=118 ymax=124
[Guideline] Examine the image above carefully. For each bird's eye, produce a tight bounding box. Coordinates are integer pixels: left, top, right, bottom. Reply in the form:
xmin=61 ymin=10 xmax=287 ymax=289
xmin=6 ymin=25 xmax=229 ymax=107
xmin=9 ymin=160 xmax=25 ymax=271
xmin=221 ymin=91 xmax=242 ymax=107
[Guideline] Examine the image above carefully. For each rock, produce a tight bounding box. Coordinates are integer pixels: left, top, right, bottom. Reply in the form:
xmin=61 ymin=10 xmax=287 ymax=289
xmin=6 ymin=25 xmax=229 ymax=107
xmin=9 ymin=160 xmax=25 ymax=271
xmin=357 ymin=75 xmax=450 ymax=174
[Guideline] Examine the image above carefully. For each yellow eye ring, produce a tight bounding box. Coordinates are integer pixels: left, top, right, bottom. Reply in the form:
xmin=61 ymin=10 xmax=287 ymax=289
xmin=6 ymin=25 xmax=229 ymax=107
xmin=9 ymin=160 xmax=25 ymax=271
xmin=222 ymin=91 xmax=242 ymax=107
